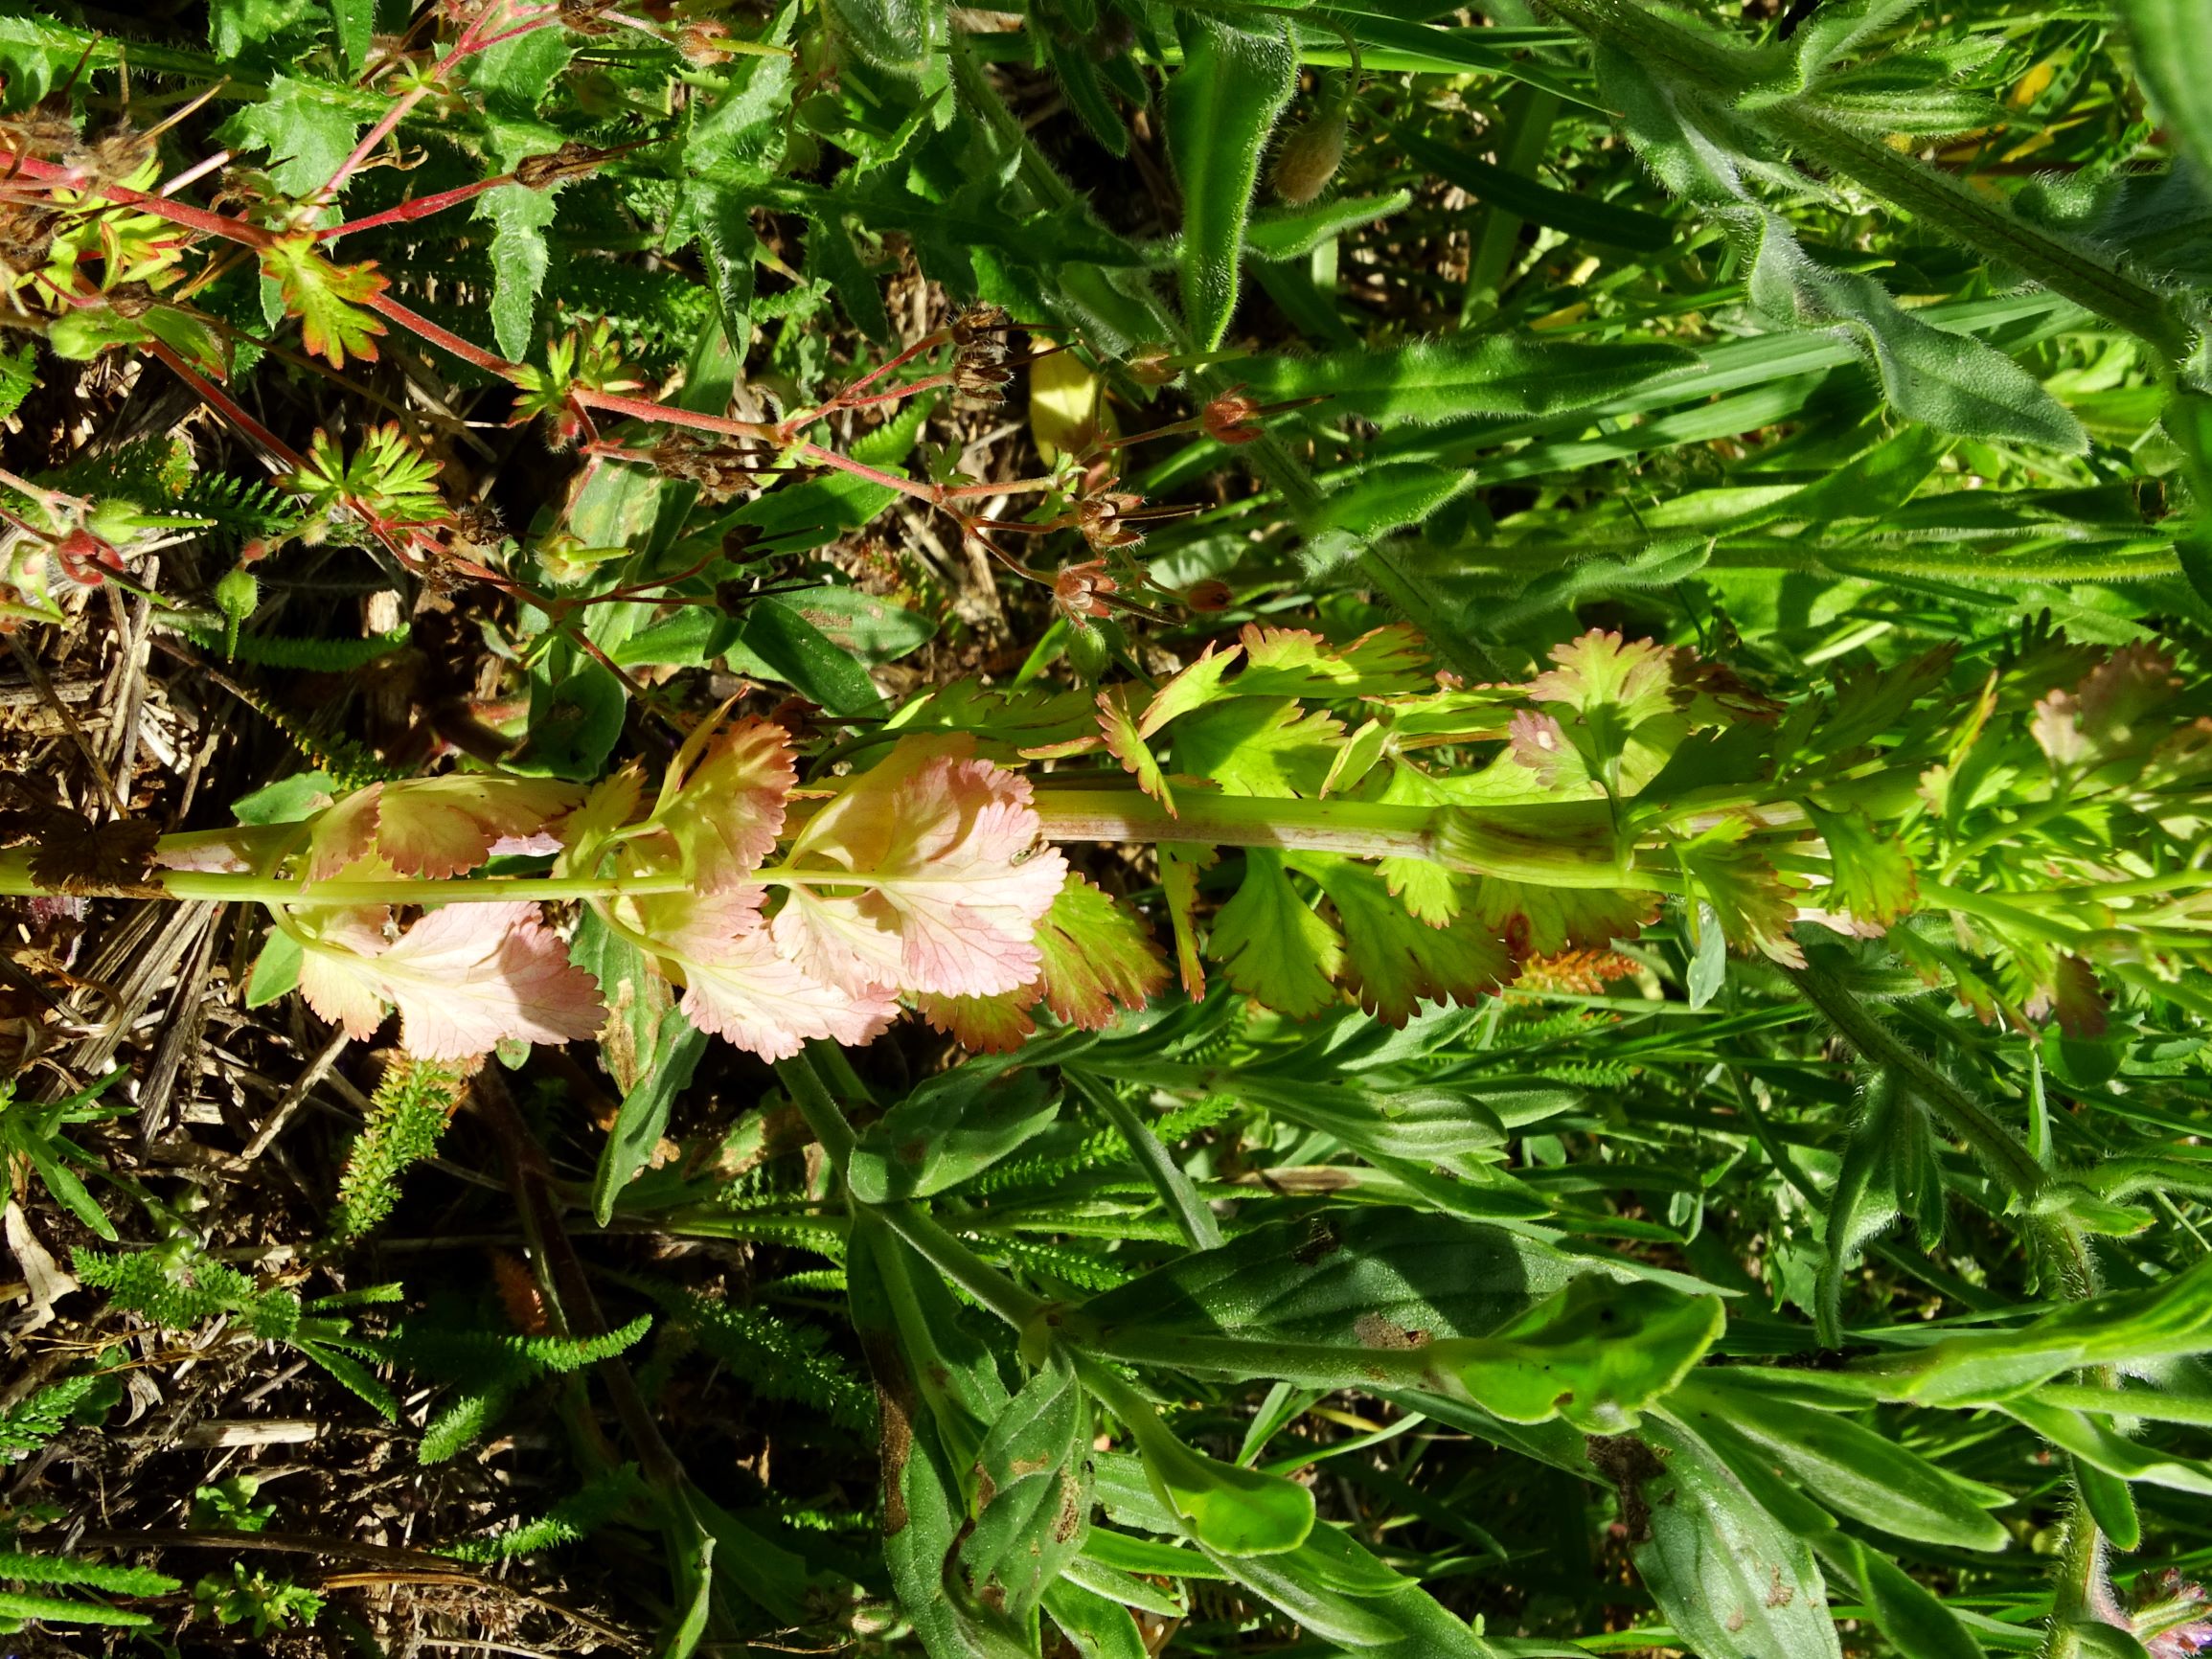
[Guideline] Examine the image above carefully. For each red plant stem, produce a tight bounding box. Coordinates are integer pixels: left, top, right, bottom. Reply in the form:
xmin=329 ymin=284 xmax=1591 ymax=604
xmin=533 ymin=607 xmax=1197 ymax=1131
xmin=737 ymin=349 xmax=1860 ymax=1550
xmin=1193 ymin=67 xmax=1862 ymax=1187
xmin=469 ymin=7 xmax=565 ymax=51
xmin=787 ymin=328 xmax=951 ymax=425
xmin=143 ymin=338 xmax=306 ymax=474
xmin=349 ymin=266 xmax=1039 ymax=538
xmin=364 ymin=291 xmax=528 ymax=377
xmin=320 ymin=1 xmax=557 ymax=203
xmin=0 ymin=149 xmax=272 ymax=248
xmin=940 ymin=474 xmax=1060 ymax=500
xmin=838 ymin=372 xmax=955 ymax=410
xmin=573 ymin=388 xmax=771 ymax=440
xmin=320 ymin=173 xmax=518 ymax=240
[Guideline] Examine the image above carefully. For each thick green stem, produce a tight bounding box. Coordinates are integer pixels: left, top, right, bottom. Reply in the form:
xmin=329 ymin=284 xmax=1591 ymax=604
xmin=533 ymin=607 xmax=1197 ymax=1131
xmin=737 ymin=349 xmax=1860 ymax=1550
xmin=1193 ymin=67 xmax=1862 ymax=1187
xmin=1538 ymin=0 xmax=2196 ymax=364
xmin=1785 ymin=962 xmax=2051 ymax=1201
xmin=773 ymin=1052 xmax=1045 ymax=1330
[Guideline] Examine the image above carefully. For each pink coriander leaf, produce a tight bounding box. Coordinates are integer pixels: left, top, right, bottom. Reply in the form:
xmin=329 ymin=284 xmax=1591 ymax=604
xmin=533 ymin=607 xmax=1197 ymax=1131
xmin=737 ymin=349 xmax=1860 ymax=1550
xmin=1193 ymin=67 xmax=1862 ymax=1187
xmin=625 ymin=888 xmax=896 ymax=1060
xmin=773 ymin=736 xmax=1067 ymax=999
xmin=651 ymin=716 xmax=794 ymax=892
xmin=295 ymin=904 xmax=399 ymax=1040
xmin=298 ymin=900 xmax=604 ymax=1058
xmin=306 ymin=776 xmax=585 ymax=881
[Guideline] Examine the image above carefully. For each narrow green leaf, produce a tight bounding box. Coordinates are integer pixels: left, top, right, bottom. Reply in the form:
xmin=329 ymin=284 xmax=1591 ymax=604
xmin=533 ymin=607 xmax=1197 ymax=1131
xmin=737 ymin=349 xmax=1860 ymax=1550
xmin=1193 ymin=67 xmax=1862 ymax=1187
xmin=1816 ymin=1533 xmax=1988 ymax=1659
xmin=0 ymin=1589 xmax=156 ymax=1627
xmin=827 ymin=0 xmax=937 ymax=74
xmin=591 ymin=1010 xmax=709 ymax=1226
xmin=1396 ymin=124 xmax=1676 ymax=252
xmin=477 ymin=183 xmax=557 ymax=363
xmin=1244 ymin=191 xmax=1414 ymax=262
xmin=1679 ymin=1375 xmax=2011 ymax=1550
xmin=326 ymin=0 xmax=372 ymax=74
xmin=1164 ymin=13 xmax=1297 ymax=350
xmin=1238 ymin=333 xmax=1704 ymax=424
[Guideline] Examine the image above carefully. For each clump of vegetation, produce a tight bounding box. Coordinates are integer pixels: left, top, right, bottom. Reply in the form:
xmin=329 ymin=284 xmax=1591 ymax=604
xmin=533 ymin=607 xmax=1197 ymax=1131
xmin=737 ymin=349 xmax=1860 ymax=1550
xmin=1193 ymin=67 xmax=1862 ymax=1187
xmin=1 ymin=0 xmax=2210 ymax=1655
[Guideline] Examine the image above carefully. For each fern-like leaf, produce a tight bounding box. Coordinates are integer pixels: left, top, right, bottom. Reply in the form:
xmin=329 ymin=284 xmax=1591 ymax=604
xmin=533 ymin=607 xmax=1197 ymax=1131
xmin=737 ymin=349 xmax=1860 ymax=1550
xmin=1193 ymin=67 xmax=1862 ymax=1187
xmin=330 ymin=1058 xmax=467 ymax=1245
xmin=0 ymin=1552 xmax=179 ymax=1596
xmin=438 ymin=1466 xmax=647 ymax=1561
xmin=651 ymin=1288 xmax=872 ymax=1430
xmin=0 ymin=1370 xmax=120 ymax=1453
xmin=179 ymin=624 xmax=413 ymax=674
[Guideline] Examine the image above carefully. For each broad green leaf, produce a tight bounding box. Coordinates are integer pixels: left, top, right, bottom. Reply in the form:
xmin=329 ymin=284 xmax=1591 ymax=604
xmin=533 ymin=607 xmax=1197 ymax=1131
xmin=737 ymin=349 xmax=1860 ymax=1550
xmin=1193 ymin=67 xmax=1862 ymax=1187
xmin=736 ymin=596 xmax=887 ymax=716
xmin=208 ymin=0 xmax=319 ymax=57
xmin=1077 ymin=1210 xmax=1588 ymax=1346
xmin=1123 ymin=1408 xmax=1314 ymax=1557
xmin=1296 ymin=853 xmax=1516 ymax=1027
xmin=218 ymin=75 xmax=362 ymax=198
xmin=1236 ymin=334 xmax=1703 ymax=424
xmin=1163 ymin=13 xmax=1296 ymax=350
xmin=245 ymin=928 xmax=305 ymax=1009
xmin=959 ymin=1356 xmax=1091 ymax=1618
xmin=1677 ymin=1375 xmax=2010 ymax=1549
xmin=1447 ymin=1278 xmax=1722 ymax=1432
xmin=1173 ymin=698 xmax=1341 ymax=797
xmin=766 ymin=585 xmax=936 ymax=663
xmin=590 ymin=1010 xmax=708 ymax=1226
xmin=326 ymin=0 xmax=371 ymax=73
xmin=518 ymin=660 xmax=627 ymax=780
xmin=1616 ymin=1412 xmax=1846 ymax=1659
xmin=846 ymin=1067 xmax=1060 ymax=1202
xmin=1043 ymin=1577 xmax=1151 ymax=1659
xmin=1202 ymin=1527 xmax=1494 ymax=1657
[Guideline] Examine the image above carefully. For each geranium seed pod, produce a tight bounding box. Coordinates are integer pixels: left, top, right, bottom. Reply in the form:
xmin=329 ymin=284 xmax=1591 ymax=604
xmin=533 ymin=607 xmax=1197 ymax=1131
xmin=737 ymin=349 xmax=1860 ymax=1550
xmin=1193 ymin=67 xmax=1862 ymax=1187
xmin=1272 ymin=107 xmax=1347 ymax=206
xmin=1184 ymin=578 xmax=1233 ymax=611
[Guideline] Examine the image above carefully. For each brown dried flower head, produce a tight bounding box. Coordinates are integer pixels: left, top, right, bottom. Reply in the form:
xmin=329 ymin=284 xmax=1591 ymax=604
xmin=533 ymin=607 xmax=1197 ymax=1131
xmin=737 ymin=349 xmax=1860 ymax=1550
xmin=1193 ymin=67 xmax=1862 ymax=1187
xmin=676 ymin=18 xmax=736 ymax=64
xmin=953 ymin=305 xmax=1015 ymax=408
xmin=650 ymin=435 xmax=769 ymax=503
xmin=1183 ymin=578 xmax=1233 ymax=612
xmin=1200 ymin=387 xmax=1264 ymax=446
xmin=1054 ymin=557 xmax=1118 ymax=622
xmin=1076 ymin=491 xmax=1146 ymax=552
xmin=516 ymin=141 xmax=617 ymax=192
